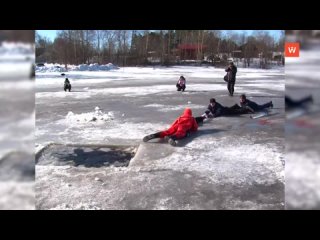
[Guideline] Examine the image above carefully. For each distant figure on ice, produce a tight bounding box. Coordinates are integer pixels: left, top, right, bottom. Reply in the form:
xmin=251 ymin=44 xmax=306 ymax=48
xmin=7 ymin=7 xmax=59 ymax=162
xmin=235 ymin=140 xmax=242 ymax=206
xmin=176 ymin=75 xmax=186 ymax=92
xmin=239 ymin=94 xmax=273 ymax=113
xmin=285 ymin=95 xmax=313 ymax=110
xmin=195 ymin=98 xmax=251 ymax=124
xmin=225 ymin=62 xmax=237 ymax=96
xmin=143 ymin=108 xmax=198 ymax=146
xmin=64 ymin=78 xmax=72 ymax=92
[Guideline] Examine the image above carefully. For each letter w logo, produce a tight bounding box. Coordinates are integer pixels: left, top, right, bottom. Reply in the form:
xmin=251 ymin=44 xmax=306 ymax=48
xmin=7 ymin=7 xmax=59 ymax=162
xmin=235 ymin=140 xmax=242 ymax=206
xmin=288 ymin=47 xmax=296 ymax=53
xmin=285 ymin=43 xmax=300 ymax=57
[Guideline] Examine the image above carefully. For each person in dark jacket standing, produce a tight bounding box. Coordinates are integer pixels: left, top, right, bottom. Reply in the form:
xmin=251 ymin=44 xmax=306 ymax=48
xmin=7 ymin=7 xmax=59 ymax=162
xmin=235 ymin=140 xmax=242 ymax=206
xmin=225 ymin=62 xmax=237 ymax=96
xmin=240 ymin=94 xmax=273 ymax=113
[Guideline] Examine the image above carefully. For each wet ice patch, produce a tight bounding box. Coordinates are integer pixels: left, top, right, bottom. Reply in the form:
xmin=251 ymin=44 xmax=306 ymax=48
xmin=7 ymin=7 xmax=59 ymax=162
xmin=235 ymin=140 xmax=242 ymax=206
xmin=36 ymin=119 xmax=167 ymax=144
xmin=143 ymin=103 xmax=164 ymax=108
xmin=87 ymin=84 xmax=228 ymax=97
xmin=237 ymin=82 xmax=285 ymax=92
xmin=148 ymin=135 xmax=284 ymax=186
xmin=143 ymin=103 xmax=204 ymax=112
xmin=36 ymin=144 xmax=136 ymax=168
xmin=36 ymin=91 xmax=92 ymax=99
xmin=36 ymin=66 xmax=284 ymax=91
xmin=65 ymin=122 xmax=167 ymax=142
xmin=103 ymin=122 xmax=166 ymax=140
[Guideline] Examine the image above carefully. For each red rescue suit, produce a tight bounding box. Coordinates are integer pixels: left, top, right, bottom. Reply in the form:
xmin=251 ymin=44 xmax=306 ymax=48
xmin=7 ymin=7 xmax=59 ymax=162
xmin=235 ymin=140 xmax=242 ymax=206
xmin=159 ymin=108 xmax=198 ymax=139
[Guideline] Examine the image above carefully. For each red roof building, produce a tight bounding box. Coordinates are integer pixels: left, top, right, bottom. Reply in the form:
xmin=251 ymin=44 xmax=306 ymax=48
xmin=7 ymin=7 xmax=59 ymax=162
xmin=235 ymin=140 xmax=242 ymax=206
xmin=177 ymin=44 xmax=207 ymax=60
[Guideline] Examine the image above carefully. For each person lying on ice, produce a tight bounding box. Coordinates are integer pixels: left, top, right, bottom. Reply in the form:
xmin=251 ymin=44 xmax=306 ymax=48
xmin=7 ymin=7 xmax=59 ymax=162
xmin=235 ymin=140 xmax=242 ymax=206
xmin=143 ymin=108 xmax=198 ymax=146
xmin=239 ymin=94 xmax=273 ymax=112
xmin=176 ymin=75 xmax=186 ymax=92
xmin=203 ymin=98 xmax=225 ymax=118
xmin=194 ymin=98 xmax=251 ymax=124
xmin=285 ymin=95 xmax=313 ymax=110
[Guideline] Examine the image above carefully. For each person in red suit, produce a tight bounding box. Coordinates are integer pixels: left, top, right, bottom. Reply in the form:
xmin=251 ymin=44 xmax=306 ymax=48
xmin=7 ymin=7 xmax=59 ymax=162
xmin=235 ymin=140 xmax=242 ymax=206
xmin=143 ymin=108 xmax=198 ymax=146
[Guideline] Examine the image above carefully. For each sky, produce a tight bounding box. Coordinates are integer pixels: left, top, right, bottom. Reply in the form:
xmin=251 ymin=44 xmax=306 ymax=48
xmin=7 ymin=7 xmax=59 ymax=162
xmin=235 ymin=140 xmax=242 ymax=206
xmin=37 ymin=30 xmax=283 ymax=42
xmin=222 ymin=30 xmax=283 ymax=40
xmin=37 ymin=30 xmax=58 ymax=41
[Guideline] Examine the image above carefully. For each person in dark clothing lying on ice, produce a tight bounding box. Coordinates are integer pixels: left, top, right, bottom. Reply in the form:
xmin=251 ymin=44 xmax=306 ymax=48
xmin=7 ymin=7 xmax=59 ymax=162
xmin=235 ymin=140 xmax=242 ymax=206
xmin=176 ymin=75 xmax=186 ymax=92
xmin=143 ymin=108 xmax=198 ymax=146
xmin=239 ymin=94 xmax=273 ymax=113
xmin=285 ymin=95 xmax=313 ymax=110
xmin=194 ymin=98 xmax=251 ymax=124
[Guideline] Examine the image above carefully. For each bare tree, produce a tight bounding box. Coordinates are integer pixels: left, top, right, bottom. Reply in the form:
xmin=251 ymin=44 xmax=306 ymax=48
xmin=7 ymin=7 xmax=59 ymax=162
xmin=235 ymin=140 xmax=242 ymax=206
xmin=37 ymin=30 xmax=283 ymax=68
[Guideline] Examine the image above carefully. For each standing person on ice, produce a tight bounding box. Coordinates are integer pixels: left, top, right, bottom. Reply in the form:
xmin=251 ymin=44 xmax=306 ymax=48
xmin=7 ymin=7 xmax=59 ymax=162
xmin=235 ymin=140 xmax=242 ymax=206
xmin=225 ymin=62 xmax=237 ymax=96
xmin=176 ymin=75 xmax=186 ymax=92
xmin=143 ymin=108 xmax=198 ymax=146
xmin=239 ymin=94 xmax=273 ymax=113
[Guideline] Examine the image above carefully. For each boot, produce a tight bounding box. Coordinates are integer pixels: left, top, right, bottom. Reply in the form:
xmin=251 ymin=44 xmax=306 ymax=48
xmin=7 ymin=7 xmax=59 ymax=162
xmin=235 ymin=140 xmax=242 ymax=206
xmin=143 ymin=133 xmax=160 ymax=142
xmin=168 ymin=137 xmax=177 ymax=146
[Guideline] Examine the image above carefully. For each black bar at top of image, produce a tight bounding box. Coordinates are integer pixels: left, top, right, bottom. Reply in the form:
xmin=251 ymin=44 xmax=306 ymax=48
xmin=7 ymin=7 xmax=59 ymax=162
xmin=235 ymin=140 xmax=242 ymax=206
xmin=2 ymin=3 xmax=320 ymax=29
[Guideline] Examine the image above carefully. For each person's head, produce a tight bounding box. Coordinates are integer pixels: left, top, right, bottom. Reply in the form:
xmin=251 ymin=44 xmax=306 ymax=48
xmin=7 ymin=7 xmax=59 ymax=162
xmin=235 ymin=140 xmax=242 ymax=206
xmin=180 ymin=75 xmax=185 ymax=80
xmin=183 ymin=108 xmax=192 ymax=117
xmin=240 ymin=94 xmax=246 ymax=103
xmin=229 ymin=62 xmax=234 ymax=67
xmin=210 ymin=98 xmax=216 ymax=106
